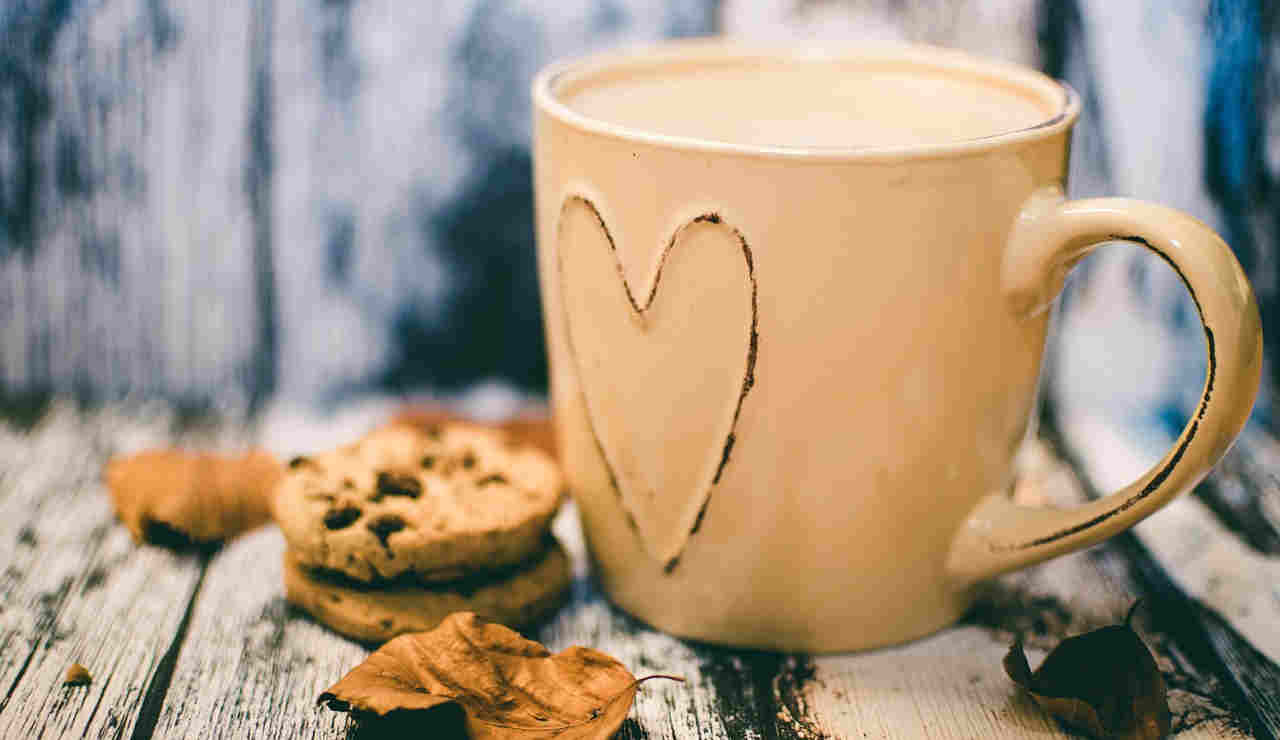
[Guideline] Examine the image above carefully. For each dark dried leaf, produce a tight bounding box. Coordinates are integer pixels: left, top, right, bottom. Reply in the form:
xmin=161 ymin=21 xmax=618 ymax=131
xmin=1004 ymin=605 xmax=1170 ymax=740
xmin=320 ymin=611 xmax=679 ymax=739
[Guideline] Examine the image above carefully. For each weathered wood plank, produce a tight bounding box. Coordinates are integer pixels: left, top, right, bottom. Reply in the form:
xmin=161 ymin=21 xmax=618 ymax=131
xmin=155 ymin=491 xmax=727 ymax=738
xmin=1214 ymin=429 xmax=1280 ymax=551
xmin=1 ymin=0 xmax=720 ymax=404
xmin=153 ymin=406 xmax=1269 ymax=738
xmin=150 ymin=397 xmax=547 ymax=738
xmin=0 ymin=0 xmax=267 ymax=403
xmin=152 ymin=527 xmax=364 ymax=738
xmin=1178 ymin=428 xmax=1280 ymax=559
xmin=1057 ymin=415 xmax=1280 ymax=664
xmin=0 ymin=403 xmax=224 ymax=738
xmin=3 ymin=403 xmax=1269 ymax=738
xmin=155 ymin=436 xmax=1255 ymax=738
xmin=1056 ymin=411 xmax=1280 ymax=737
xmin=799 ymin=441 xmax=1250 ymax=740
xmin=539 ymin=505 xmax=740 ymax=740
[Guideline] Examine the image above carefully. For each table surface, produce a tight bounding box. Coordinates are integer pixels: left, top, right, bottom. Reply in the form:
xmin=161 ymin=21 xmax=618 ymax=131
xmin=0 ymin=400 xmax=1277 ymax=739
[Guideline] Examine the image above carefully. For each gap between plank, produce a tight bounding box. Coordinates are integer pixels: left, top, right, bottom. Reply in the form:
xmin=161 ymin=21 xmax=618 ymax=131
xmin=0 ymin=644 xmax=38 ymax=714
xmin=84 ymin=673 xmax=113 ymax=730
xmin=1041 ymin=412 xmax=1280 ymax=740
xmin=0 ymin=518 xmax=113 ymax=716
xmin=1193 ymin=470 xmax=1280 ymax=555
xmin=129 ymin=561 xmax=209 ymax=740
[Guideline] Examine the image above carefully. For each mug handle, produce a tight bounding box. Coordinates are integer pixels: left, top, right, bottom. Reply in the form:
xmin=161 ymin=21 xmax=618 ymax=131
xmin=947 ymin=185 xmax=1263 ymax=584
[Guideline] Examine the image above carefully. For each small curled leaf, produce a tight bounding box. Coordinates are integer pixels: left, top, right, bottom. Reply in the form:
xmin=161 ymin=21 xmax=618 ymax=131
xmin=1004 ymin=603 xmax=1170 ymax=740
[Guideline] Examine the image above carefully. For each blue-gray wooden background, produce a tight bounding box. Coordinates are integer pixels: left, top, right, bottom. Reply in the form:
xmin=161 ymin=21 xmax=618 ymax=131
xmin=1 ymin=0 xmax=1275 ymax=444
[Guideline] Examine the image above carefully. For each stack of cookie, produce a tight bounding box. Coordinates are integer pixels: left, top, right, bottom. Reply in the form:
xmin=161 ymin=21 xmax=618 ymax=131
xmin=274 ymin=422 xmax=570 ymax=643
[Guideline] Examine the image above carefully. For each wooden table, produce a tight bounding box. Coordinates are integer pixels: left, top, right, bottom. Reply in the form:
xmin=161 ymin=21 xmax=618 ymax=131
xmin=0 ymin=400 xmax=1277 ymax=738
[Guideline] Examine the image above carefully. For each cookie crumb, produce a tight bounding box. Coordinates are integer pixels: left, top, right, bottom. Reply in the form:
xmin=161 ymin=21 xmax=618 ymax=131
xmin=64 ymin=663 xmax=92 ymax=686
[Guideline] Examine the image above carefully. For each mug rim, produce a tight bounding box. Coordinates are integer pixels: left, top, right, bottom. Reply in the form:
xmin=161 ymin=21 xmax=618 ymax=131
xmin=532 ymin=38 xmax=1081 ymax=163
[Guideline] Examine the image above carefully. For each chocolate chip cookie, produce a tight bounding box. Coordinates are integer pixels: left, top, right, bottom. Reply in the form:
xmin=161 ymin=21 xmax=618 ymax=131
xmin=283 ymin=537 xmax=571 ymax=644
xmin=272 ymin=423 xmax=563 ymax=582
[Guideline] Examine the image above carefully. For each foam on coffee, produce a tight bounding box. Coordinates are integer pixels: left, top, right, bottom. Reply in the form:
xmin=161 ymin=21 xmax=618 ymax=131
xmin=556 ymin=54 xmax=1061 ymax=150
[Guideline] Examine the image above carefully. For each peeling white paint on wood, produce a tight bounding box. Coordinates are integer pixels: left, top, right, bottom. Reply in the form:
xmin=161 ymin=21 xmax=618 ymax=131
xmin=154 ymin=527 xmax=367 ymax=738
xmin=720 ymin=0 xmax=1041 ymax=66
xmin=0 ymin=405 xmax=1268 ymax=737
xmin=799 ymin=441 xmax=1249 ymax=740
xmin=1060 ymin=413 xmax=1280 ymax=666
xmin=0 ymin=405 xmax=214 ymax=738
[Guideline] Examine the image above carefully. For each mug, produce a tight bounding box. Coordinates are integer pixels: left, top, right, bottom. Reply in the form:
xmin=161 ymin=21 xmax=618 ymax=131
xmin=531 ymin=40 xmax=1262 ymax=652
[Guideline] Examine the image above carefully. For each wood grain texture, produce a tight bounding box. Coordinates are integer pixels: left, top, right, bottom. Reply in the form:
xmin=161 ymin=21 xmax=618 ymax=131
xmin=0 ymin=0 xmax=718 ymax=402
xmin=153 ymin=527 xmax=365 ymax=738
xmin=0 ymin=403 xmax=236 ymax=738
xmin=0 ymin=403 xmax=1273 ymax=738
xmin=800 ymin=441 xmax=1250 ymax=740
xmin=1210 ymin=429 xmax=1280 ymax=553
xmin=0 ymin=0 xmax=265 ymax=403
xmin=150 ymin=425 xmax=1259 ymax=739
xmin=6 ymin=0 xmax=1278 ymax=410
xmin=1057 ymin=411 xmax=1280 ymax=737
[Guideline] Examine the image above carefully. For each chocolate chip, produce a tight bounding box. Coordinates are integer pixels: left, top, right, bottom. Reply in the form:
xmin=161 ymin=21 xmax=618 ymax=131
xmin=342 ymin=478 xmax=355 ymax=489
xmin=323 ymin=506 xmax=362 ymax=530
xmin=477 ymin=473 xmax=507 ymax=487
xmin=426 ymin=425 xmax=442 ymax=440
xmin=420 ymin=455 xmax=436 ymax=470
xmin=461 ymin=453 xmax=476 ymax=470
xmin=367 ymin=515 xmax=406 ymax=549
xmin=288 ymin=456 xmax=313 ymax=470
xmin=373 ymin=472 xmax=422 ymax=500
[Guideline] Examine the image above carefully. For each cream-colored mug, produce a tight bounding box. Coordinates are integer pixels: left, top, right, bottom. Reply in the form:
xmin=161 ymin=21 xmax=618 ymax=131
xmin=532 ymin=40 xmax=1263 ymax=652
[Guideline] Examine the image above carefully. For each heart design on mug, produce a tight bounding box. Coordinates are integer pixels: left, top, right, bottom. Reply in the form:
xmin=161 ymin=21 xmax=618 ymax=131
xmin=557 ymin=196 xmax=757 ymax=569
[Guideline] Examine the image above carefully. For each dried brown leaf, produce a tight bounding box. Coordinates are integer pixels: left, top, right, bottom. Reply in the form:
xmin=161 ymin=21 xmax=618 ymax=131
xmin=1004 ymin=605 xmax=1170 ymax=740
xmin=105 ymin=449 xmax=283 ymax=546
xmin=388 ymin=404 xmax=557 ymax=458
xmin=64 ymin=663 xmax=91 ymax=686
xmin=320 ymin=611 xmax=678 ymax=739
